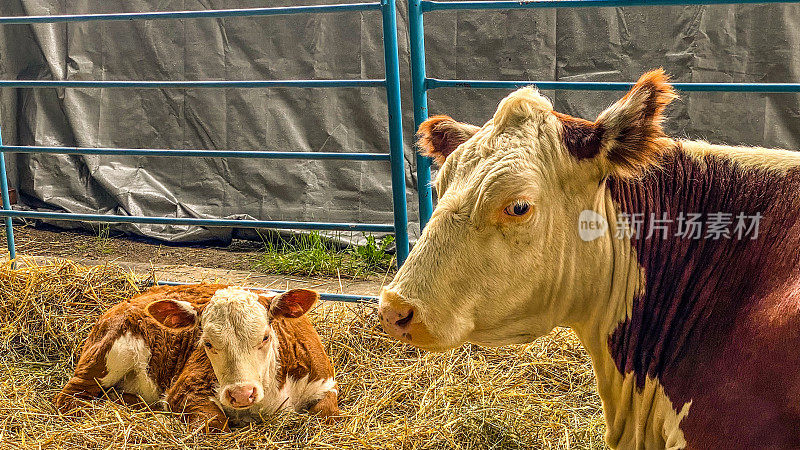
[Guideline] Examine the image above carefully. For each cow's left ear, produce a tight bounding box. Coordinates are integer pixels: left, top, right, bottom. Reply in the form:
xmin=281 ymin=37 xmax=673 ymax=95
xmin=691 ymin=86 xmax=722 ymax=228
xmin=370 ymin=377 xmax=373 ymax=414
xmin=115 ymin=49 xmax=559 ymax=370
xmin=417 ymin=115 xmax=480 ymax=166
xmin=268 ymin=289 xmax=319 ymax=319
xmin=557 ymin=69 xmax=677 ymax=178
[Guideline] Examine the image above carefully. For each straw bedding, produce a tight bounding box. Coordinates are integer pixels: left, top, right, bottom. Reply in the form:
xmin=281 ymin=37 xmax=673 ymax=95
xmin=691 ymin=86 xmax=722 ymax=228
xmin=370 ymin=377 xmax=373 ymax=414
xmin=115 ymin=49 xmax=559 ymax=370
xmin=0 ymin=259 xmax=606 ymax=449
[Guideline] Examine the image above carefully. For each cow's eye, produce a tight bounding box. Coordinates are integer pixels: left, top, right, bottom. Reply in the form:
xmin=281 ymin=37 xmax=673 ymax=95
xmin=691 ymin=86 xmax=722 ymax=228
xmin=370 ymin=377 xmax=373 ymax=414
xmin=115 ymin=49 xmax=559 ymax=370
xmin=262 ymin=335 xmax=269 ymax=342
xmin=204 ymin=341 xmax=213 ymax=349
xmin=503 ymin=201 xmax=531 ymax=217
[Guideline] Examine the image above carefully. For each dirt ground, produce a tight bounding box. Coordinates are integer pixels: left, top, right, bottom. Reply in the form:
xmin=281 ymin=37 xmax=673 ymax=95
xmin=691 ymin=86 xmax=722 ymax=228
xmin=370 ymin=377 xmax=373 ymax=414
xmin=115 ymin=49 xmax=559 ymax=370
xmin=0 ymin=224 xmax=387 ymax=297
xmin=6 ymin=223 xmax=267 ymax=269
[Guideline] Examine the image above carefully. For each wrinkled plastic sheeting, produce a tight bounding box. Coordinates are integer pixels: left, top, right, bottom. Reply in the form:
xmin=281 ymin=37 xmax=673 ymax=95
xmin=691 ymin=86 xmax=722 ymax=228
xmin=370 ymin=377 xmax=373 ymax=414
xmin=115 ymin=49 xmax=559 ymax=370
xmin=1 ymin=1 xmax=799 ymax=244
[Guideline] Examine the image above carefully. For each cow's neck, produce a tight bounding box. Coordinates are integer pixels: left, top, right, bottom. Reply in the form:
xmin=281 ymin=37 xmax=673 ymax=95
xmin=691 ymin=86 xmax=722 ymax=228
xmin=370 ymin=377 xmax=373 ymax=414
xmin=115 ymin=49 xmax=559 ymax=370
xmin=570 ymin=140 xmax=800 ymax=447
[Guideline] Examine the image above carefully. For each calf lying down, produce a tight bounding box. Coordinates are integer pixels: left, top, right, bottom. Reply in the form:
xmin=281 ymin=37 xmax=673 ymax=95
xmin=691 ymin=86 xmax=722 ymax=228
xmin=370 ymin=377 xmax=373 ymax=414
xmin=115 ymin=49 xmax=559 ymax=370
xmin=54 ymin=284 xmax=339 ymax=430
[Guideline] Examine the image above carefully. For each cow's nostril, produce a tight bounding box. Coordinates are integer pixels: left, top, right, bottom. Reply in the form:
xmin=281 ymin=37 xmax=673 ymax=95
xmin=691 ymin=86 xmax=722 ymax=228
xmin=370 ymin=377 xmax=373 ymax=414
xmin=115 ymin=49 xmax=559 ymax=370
xmin=395 ymin=309 xmax=414 ymax=328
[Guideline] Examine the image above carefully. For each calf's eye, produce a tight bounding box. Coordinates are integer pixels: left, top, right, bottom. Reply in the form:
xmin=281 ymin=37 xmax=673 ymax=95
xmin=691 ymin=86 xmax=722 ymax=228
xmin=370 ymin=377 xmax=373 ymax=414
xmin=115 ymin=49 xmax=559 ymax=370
xmin=503 ymin=201 xmax=531 ymax=217
xmin=262 ymin=335 xmax=269 ymax=342
xmin=204 ymin=341 xmax=213 ymax=349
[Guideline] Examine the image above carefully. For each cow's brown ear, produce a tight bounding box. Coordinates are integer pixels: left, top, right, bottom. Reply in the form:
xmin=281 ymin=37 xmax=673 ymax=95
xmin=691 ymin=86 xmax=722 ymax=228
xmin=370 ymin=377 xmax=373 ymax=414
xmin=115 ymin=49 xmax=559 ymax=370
xmin=147 ymin=299 xmax=199 ymax=329
xmin=270 ymin=289 xmax=319 ymax=319
xmin=553 ymin=112 xmax=604 ymax=161
xmin=594 ymin=69 xmax=678 ymax=177
xmin=417 ymin=115 xmax=480 ymax=166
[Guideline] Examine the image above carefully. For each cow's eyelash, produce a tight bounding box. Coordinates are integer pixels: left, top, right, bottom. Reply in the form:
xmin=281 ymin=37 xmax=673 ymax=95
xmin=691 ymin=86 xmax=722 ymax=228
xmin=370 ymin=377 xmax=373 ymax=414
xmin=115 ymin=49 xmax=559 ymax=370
xmin=504 ymin=200 xmax=531 ymax=216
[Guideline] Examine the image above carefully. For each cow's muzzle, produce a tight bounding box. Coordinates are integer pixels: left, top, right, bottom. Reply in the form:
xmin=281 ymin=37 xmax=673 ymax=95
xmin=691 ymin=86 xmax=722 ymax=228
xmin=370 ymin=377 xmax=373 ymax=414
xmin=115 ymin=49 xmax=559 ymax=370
xmin=378 ymin=288 xmax=438 ymax=350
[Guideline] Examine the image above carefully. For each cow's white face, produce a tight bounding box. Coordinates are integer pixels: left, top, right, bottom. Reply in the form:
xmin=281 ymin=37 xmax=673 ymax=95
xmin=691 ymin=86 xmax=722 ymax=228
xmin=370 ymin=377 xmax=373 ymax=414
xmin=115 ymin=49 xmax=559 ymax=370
xmin=380 ymin=70 xmax=676 ymax=351
xmin=148 ymin=287 xmax=318 ymax=409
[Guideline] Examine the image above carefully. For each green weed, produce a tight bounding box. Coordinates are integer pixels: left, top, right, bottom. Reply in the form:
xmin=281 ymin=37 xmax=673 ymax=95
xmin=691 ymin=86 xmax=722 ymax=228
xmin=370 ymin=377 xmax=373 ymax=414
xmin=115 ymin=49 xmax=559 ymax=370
xmin=251 ymin=231 xmax=395 ymax=278
xmin=75 ymin=223 xmax=115 ymax=255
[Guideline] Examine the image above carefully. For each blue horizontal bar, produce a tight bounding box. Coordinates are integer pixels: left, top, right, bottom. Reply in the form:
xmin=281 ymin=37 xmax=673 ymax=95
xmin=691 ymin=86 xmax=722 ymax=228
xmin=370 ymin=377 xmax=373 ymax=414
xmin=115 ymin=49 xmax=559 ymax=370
xmin=155 ymin=280 xmax=378 ymax=304
xmin=312 ymin=292 xmax=379 ymax=304
xmin=426 ymin=78 xmax=800 ymax=92
xmin=422 ymin=0 xmax=800 ymax=12
xmin=0 ymin=210 xmax=395 ymax=232
xmin=0 ymin=145 xmax=390 ymax=161
xmin=0 ymin=79 xmax=384 ymax=89
xmin=0 ymin=3 xmax=381 ymax=24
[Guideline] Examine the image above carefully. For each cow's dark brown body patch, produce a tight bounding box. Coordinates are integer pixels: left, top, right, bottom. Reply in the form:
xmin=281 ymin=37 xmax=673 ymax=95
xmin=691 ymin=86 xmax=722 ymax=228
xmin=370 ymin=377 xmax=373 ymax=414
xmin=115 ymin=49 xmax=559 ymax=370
xmin=607 ymin=144 xmax=800 ymax=447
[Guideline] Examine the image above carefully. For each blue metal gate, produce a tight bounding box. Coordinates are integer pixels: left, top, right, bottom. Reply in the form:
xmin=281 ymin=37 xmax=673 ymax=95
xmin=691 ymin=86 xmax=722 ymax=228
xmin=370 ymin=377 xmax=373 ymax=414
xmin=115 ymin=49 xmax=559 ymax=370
xmin=0 ymin=1 xmax=409 ymax=303
xmin=409 ymin=0 xmax=800 ymax=231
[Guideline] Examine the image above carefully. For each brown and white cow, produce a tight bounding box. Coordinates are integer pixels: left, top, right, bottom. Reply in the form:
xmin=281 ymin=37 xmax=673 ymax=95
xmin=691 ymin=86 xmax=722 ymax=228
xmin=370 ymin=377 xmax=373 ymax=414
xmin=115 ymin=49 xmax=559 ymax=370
xmin=55 ymin=283 xmax=339 ymax=430
xmin=379 ymin=70 xmax=800 ymax=448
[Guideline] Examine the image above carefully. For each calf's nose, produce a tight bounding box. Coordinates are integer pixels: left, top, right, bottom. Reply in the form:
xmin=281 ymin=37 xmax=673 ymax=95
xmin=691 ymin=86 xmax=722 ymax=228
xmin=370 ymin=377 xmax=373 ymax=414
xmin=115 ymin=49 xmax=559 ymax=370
xmin=226 ymin=385 xmax=257 ymax=408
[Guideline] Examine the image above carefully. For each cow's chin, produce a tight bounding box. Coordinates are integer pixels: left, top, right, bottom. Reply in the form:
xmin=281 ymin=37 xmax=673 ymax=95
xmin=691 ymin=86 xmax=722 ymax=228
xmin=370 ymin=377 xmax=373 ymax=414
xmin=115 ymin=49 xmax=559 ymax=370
xmin=382 ymin=320 xmax=466 ymax=353
xmin=468 ymin=324 xmax=553 ymax=347
xmin=398 ymin=329 xmax=543 ymax=352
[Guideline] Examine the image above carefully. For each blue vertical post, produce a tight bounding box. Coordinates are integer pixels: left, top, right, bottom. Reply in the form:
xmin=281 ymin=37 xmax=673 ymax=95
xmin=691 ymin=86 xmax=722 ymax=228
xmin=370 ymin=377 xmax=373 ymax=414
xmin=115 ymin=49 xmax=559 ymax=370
xmin=409 ymin=0 xmax=434 ymax=231
xmin=381 ymin=0 xmax=410 ymax=266
xmin=0 ymin=124 xmax=16 ymax=262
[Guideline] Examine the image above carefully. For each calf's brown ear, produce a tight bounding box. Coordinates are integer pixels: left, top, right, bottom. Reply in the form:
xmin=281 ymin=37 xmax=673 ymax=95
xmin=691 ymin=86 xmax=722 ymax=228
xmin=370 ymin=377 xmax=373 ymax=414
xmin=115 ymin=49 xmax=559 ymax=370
xmin=417 ymin=115 xmax=480 ymax=166
xmin=269 ymin=289 xmax=319 ymax=318
xmin=147 ymin=299 xmax=199 ymax=329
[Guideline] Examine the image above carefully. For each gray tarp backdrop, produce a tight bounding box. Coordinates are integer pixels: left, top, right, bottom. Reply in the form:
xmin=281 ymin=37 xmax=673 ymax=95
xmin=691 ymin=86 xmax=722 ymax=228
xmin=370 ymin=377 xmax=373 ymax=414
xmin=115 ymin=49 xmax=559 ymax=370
xmin=1 ymin=1 xmax=799 ymax=244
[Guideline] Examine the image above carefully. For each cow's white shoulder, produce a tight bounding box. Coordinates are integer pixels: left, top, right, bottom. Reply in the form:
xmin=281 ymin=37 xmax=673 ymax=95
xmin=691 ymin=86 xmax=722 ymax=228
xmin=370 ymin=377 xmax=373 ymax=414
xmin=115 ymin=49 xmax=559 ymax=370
xmin=598 ymin=368 xmax=691 ymax=449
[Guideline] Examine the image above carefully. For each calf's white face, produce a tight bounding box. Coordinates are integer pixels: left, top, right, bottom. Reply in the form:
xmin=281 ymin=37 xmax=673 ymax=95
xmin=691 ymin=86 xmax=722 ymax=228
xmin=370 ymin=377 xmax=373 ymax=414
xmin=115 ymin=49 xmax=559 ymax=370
xmin=379 ymin=70 xmax=676 ymax=351
xmin=200 ymin=287 xmax=276 ymax=409
xmin=151 ymin=287 xmax=317 ymax=409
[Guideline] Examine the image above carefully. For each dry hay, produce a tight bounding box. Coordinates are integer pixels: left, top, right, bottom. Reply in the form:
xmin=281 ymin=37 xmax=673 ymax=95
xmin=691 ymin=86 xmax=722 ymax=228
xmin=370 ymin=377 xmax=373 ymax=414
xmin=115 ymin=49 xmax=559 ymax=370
xmin=0 ymin=258 xmax=606 ymax=449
